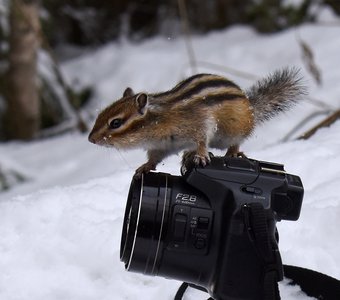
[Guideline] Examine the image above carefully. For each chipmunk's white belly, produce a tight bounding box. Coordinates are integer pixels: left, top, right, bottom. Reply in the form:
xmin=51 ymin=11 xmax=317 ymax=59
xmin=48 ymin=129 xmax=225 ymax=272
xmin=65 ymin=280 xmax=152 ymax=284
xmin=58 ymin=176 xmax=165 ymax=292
xmin=208 ymin=135 xmax=243 ymax=150
xmin=145 ymin=136 xmax=196 ymax=152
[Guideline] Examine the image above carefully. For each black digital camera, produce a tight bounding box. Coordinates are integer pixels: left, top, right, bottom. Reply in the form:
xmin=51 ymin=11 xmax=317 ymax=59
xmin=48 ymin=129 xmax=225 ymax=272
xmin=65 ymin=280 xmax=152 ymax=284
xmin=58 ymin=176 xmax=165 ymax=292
xmin=120 ymin=156 xmax=304 ymax=300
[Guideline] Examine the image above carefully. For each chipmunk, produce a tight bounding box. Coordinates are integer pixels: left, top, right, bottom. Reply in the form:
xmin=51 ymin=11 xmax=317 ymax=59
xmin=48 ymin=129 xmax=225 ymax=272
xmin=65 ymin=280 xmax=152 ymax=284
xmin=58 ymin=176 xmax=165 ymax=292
xmin=88 ymin=68 xmax=306 ymax=177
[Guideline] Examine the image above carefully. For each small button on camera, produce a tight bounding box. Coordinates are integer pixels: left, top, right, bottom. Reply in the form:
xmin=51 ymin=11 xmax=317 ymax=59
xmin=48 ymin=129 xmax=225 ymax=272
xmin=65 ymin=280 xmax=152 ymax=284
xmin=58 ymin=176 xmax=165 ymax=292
xmin=194 ymin=238 xmax=206 ymax=249
xmin=173 ymin=213 xmax=187 ymax=242
xmin=242 ymin=186 xmax=262 ymax=195
xmin=197 ymin=217 xmax=209 ymax=230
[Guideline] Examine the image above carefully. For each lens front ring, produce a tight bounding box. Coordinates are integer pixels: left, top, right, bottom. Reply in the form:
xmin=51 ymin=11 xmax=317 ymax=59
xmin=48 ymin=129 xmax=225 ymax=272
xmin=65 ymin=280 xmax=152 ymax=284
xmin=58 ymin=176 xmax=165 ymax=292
xmin=120 ymin=173 xmax=170 ymax=275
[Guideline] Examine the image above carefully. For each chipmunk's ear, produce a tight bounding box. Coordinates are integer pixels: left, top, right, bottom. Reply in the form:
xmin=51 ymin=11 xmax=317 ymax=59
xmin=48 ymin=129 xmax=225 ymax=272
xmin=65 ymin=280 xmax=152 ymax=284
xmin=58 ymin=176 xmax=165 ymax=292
xmin=135 ymin=93 xmax=148 ymax=114
xmin=123 ymin=87 xmax=134 ymax=97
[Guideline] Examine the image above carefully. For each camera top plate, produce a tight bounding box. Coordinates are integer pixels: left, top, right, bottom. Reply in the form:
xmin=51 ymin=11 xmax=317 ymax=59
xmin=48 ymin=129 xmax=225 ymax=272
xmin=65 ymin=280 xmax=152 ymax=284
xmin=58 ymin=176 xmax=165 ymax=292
xmin=182 ymin=155 xmax=303 ymax=221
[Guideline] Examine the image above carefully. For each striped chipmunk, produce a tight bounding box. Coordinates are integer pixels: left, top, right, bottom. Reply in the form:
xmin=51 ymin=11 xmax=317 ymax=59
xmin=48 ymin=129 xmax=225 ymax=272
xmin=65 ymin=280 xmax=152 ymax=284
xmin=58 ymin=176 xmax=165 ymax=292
xmin=88 ymin=68 xmax=306 ymax=177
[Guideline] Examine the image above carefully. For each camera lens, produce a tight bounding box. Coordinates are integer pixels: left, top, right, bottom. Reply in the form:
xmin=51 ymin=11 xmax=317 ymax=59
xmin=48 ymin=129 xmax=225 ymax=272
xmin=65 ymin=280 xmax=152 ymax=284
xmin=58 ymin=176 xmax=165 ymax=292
xmin=120 ymin=172 xmax=170 ymax=275
xmin=120 ymin=171 xmax=215 ymax=285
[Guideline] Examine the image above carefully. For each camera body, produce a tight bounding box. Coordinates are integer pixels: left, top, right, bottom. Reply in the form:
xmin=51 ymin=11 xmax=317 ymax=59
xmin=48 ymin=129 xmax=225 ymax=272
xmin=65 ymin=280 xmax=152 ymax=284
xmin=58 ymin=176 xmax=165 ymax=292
xmin=120 ymin=156 xmax=303 ymax=300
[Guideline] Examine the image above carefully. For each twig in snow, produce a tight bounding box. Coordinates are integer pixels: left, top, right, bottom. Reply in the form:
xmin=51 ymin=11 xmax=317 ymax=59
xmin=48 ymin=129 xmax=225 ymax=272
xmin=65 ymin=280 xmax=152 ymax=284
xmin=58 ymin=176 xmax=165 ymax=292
xmin=177 ymin=0 xmax=197 ymax=74
xmin=297 ymin=109 xmax=340 ymax=140
xmin=296 ymin=31 xmax=322 ymax=86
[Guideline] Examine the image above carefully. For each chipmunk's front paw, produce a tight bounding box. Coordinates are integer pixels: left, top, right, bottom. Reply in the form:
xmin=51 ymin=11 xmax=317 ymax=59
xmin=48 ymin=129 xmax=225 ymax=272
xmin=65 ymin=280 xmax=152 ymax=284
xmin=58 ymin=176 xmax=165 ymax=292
xmin=182 ymin=150 xmax=211 ymax=167
xmin=193 ymin=153 xmax=211 ymax=166
xmin=134 ymin=162 xmax=156 ymax=178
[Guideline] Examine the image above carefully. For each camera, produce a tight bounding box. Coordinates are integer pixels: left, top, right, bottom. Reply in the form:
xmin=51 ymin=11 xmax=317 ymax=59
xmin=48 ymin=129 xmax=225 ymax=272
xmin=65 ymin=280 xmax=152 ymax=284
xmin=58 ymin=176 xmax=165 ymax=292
xmin=120 ymin=156 xmax=303 ymax=300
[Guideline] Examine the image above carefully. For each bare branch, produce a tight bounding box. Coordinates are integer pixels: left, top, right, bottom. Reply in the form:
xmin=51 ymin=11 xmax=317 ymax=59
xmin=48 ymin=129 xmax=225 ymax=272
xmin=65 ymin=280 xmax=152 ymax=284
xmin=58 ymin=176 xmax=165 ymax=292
xmin=298 ymin=109 xmax=340 ymax=140
xmin=296 ymin=31 xmax=322 ymax=86
xmin=305 ymin=95 xmax=336 ymax=110
xmin=280 ymin=110 xmax=331 ymax=142
xmin=177 ymin=0 xmax=197 ymax=74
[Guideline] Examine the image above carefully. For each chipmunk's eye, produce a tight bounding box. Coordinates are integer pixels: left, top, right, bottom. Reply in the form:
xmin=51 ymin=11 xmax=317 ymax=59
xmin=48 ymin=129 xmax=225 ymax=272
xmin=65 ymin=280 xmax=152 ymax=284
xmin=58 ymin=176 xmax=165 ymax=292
xmin=108 ymin=118 xmax=123 ymax=129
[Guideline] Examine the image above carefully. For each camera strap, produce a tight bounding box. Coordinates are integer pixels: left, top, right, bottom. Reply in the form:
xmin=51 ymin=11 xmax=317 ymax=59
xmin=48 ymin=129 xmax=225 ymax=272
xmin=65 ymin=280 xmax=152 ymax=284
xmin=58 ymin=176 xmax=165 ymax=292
xmin=243 ymin=203 xmax=282 ymax=300
xmin=174 ymin=203 xmax=340 ymax=299
xmin=174 ymin=266 xmax=340 ymax=300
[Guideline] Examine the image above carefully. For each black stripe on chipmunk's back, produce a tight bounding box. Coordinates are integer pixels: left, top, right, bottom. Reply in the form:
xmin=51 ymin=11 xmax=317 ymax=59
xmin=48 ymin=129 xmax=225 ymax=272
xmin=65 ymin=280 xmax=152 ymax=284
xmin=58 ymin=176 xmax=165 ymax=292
xmin=152 ymin=74 xmax=242 ymax=105
xmin=155 ymin=74 xmax=209 ymax=97
xmin=203 ymin=92 xmax=245 ymax=105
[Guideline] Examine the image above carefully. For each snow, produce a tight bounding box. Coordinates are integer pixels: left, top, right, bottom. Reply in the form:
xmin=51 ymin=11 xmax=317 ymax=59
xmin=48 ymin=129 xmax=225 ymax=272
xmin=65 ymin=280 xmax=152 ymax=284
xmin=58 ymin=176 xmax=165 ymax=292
xmin=1 ymin=16 xmax=340 ymax=300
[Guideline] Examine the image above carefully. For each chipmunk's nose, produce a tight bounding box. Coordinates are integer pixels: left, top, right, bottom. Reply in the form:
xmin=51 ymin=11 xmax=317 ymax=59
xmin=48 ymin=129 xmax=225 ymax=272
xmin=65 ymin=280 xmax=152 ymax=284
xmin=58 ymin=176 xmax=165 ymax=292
xmin=88 ymin=132 xmax=96 ymax=144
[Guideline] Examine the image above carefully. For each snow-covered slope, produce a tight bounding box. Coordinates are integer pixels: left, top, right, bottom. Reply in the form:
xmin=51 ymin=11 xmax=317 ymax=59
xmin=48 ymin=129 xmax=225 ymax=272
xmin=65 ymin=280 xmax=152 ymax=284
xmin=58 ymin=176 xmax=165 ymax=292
xmin=1 ymin=8 xmax=340 ymax=299
xmin=1 ymin=122 xmax=339 ymax=300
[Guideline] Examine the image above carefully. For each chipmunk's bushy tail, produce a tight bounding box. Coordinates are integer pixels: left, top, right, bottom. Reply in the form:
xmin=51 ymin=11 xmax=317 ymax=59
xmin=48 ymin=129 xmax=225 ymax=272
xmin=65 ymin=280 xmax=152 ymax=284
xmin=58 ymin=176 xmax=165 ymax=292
xmin=246 ymin=67 xmax=307 ymax=124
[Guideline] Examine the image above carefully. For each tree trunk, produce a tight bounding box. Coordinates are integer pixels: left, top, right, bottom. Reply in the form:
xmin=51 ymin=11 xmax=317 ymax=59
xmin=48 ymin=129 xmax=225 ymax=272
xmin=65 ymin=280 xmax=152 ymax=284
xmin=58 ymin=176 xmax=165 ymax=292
xmin=4 ymin=0 xmax=41 ymax=140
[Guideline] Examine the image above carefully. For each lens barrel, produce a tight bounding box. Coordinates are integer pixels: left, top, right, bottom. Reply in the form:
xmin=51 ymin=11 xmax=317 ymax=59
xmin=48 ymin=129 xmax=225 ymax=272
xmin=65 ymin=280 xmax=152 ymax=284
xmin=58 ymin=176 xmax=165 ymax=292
xmin=120 ymin=173 xmax=170 ymax=275
xmin=120 ymin=171 xmax=215 ymax=285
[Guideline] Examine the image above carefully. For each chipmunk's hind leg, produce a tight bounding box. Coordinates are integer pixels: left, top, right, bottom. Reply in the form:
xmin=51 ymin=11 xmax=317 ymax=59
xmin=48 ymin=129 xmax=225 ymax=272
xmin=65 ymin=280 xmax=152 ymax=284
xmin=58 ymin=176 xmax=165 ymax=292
xmin=225 ymin=144 xmax=247 ymax=158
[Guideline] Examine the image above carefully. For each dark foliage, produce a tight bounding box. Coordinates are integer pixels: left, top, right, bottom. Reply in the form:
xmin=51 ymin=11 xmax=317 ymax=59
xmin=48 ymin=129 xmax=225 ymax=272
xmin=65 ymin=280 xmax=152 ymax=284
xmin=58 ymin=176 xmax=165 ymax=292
xmin=40 ymin=0 xmax=321 ymax=47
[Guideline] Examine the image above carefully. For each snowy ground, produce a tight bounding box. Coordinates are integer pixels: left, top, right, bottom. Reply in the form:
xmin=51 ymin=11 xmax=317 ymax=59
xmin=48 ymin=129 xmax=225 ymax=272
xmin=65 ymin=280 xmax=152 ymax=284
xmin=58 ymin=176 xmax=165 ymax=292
xmin=1 ymin=7 xmax=340 ymax=300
